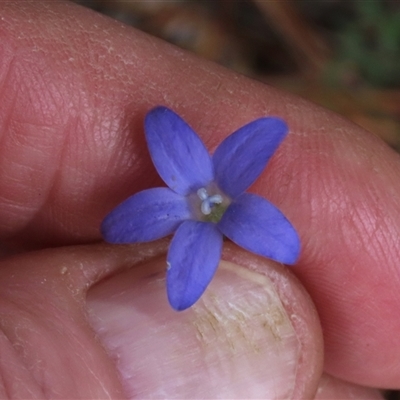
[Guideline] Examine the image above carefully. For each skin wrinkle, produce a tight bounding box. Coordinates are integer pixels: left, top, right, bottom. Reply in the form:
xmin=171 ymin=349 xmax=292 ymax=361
xmin=105 ymin=130 xmax=138 ymax=175
xmin=73 ymin=348 xmax=112 ymax=400
xmin=20 ymin=121 xmax=72 ymax=239
xmin=114 ymin=123 xmax=159 ymax=188
xmin=0 ymin=67 xmax=16 ymax=156
xmin=23 ymin=70 xmax=60 ymax=126
xmin=0 ymin=310 xmax=46 ymax=392
xmin=0 ymin=61 xmax=18 ymax=153
xmin=310 ymin=170 xmax=390 ymax=314
xmin=0 ymin=332 xmax=43 ymax=399
xmin=0 ymin=40 xmax=15 ymax=96
xmin=295 ymin=130 xmax=374 ymax=261
xmin=11 ymin=60 xmax=53 ymax=126
xmin=94 ymin=107 xmax=126 ymax=151
xmin=352 ymin=202 xmax=384 ymax=252
xmin=0 ymin=42 xmax=81 ymax=239
xmin=0 ymin=332 xmax=15 ymax=399
xmin=356 ymin=192 xmax=400 ymax=276
xmin=75 ymin=102 xmax=127 ymax=180
xmin=8 ymin=57 xmax=131 ymax=242
xmin=1 ymin=282 xmax=111 ymax=398
xmin=338 ymin=165 xmax=400 ymax=283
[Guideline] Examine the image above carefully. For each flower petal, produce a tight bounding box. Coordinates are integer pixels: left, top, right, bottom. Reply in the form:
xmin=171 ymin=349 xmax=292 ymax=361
xmin=145 ymin=106 xmax=214 ymax=195
xmin=167 ymin=220 xmax=223 ymax=311
xmin=101 ymin=188 xmax=191 ymax=243
xmin=213 ymin=117 xmax=288 ymax=198
xmin=218 ymin=193 xmax=300 ymax=264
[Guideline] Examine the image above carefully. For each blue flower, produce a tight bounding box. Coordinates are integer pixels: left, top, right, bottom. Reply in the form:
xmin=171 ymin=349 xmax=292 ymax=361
xmin=101 ymin=106 xmax=300 ymax=311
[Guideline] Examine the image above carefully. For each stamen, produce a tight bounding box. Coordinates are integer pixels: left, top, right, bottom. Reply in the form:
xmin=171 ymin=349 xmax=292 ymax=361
xmin=208 ymin=194 xmax=223 ymax=204
xmin=197 ymin=188 xmax=208 ymax=201
xmin=201 ymin=200 xmax=212 ymax=215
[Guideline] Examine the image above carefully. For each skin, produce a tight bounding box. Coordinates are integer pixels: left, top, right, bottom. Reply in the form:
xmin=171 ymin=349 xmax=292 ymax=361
xmin=0 ymin=1 xmax=398 ymax=398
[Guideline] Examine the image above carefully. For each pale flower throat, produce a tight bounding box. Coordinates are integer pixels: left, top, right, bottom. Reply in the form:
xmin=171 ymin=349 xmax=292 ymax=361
xmin=192 ymin=186 xmax=230 ymax=223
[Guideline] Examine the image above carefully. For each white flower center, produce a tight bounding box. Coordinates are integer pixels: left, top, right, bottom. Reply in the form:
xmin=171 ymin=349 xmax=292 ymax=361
xmin=197 ymin=188 xmax=223 ymax=215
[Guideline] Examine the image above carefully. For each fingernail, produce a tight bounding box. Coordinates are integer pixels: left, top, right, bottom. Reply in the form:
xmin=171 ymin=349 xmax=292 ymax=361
xmin=87 ymin=258 xmax=301 ymax=399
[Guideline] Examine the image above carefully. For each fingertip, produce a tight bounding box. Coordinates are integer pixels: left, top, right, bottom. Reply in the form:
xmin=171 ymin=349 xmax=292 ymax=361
xmin=86 ymin=243 xmax=323 ymax=398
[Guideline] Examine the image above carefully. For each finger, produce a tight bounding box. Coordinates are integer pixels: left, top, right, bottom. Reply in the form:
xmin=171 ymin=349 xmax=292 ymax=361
xmin=1 ymin=1 xmax=400 ymax=388
xmin=0 ymin=246 xmax=125 ymax=398
xmin=86 ymin=244 xmax=324 ymax=399
xmin=0 ymin=242 xmax=323 ymax=399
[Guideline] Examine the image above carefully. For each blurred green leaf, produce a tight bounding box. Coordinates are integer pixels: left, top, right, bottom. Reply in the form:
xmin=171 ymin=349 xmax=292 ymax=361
xmin=332 ymin=0 xmax=400 ymax=87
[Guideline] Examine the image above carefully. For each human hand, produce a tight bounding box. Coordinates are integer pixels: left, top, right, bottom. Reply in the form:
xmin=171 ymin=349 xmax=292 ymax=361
xmin=0 ymin=2 xmax=397 ymax=398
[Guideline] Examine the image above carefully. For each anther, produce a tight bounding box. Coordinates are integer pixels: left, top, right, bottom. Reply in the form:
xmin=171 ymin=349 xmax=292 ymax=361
xmin=208 ymin=194 xmax=222 ymax=204
xmin=197 ymin=188 xmax=208 ymax=201
xmin=201 ymin=201 xmax=212 ymax=215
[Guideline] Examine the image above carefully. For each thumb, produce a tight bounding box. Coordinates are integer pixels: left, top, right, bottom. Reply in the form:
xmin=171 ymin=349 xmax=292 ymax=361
xmin=0 ymin=242 xmax=323 ymax=399
xmin=86 ymin=243 xmax=324 ymax=399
